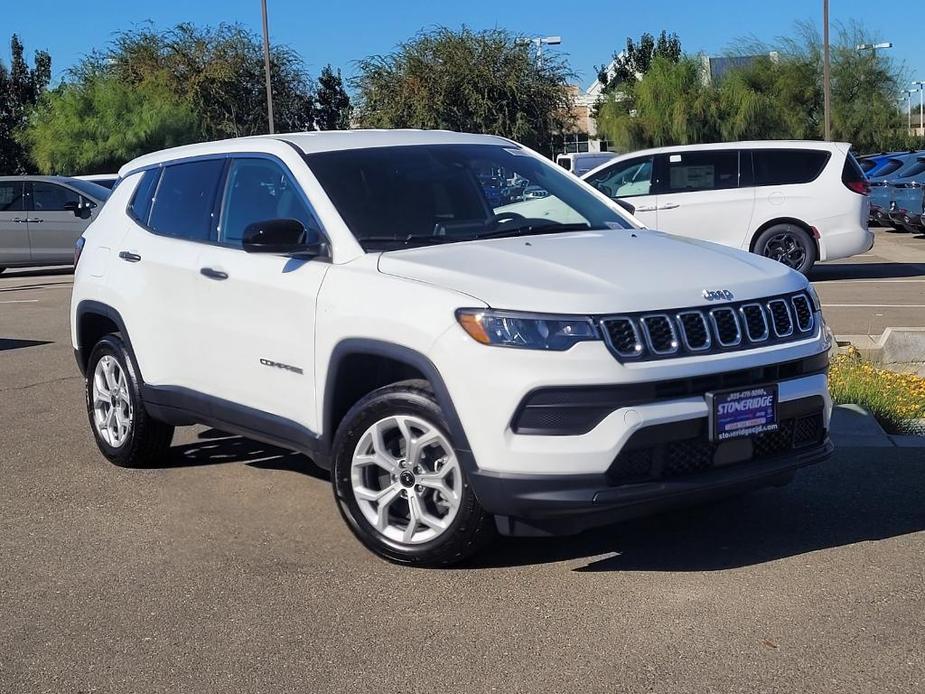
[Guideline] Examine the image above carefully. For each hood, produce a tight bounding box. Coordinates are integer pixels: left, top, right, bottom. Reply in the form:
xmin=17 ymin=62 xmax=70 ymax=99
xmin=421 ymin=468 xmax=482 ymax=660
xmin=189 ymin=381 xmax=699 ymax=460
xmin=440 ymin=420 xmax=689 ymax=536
xmin=377 ymin=230 xmax=803 ymax=314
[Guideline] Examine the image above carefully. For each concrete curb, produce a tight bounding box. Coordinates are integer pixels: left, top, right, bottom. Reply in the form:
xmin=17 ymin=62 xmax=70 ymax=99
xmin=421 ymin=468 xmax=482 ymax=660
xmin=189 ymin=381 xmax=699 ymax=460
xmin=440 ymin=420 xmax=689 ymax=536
xmin=830 ymin=404 xmax=925 ymax=448
xmin=837 ymin=328 xmax=925 ymax=371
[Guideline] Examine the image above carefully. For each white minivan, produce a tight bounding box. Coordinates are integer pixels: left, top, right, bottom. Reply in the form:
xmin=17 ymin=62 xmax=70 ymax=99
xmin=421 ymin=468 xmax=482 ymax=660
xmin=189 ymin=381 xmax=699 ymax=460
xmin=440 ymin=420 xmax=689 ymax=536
xmin=582 ymin=141 xmax=873 ymax=273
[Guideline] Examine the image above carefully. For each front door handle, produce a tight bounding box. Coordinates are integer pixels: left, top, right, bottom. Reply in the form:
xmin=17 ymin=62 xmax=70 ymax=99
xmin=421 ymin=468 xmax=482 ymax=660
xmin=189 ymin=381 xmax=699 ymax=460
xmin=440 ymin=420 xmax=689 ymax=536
xmin=12 ymin=218 xmax=24 ymax=223
xmin=118 ymin=251 xmax=142 ymax=263
xmin=200 ymin=267 xmax=229 ymax=281
xmin=659 ymin=202 xmax=680 ymax=210
xmin=27 ymin=218 xmax=43 ymax=223
xmin=634 ymin=204 xmax=657 ymax=212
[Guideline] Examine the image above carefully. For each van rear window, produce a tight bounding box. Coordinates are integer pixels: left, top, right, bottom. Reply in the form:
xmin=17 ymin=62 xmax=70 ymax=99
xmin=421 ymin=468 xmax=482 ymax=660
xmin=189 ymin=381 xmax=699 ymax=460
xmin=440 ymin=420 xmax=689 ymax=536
xmin=753 ymin=149 xmax=831 ymax=186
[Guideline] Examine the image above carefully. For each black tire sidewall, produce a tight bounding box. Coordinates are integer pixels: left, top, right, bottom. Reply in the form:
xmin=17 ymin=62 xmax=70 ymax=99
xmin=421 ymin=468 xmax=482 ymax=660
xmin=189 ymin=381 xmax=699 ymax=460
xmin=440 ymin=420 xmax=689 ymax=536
xmin=755 ymin=224 xmax=816 ymax=274
xmin=85 ymin=335 xmax=146 ymax=466
xmin=331 ymin=384 xmax=486 ymax=565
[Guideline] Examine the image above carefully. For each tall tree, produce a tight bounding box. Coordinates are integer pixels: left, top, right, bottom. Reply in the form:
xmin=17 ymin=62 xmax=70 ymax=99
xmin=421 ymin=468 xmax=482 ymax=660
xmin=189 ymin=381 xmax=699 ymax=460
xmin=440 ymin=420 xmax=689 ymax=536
xmin=315 ymin=64 xmax=351 ymax=130
xmin=354 ymin=27 xmax=574 ymax=152
xmin=595 ymin=31 xmax=682 ymax=94
xmin=75 ymin=23 xmax=315 ymax=139
xmin=20 ymin=75 xmax=199 ymax=174
xmin=0 ymin=35 xmax=51 ymax=173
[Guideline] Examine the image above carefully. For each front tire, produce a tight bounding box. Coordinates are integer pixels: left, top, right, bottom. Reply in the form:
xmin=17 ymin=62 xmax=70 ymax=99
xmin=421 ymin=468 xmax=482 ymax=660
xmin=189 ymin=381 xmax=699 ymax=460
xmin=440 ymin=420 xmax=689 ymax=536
xmin=754 ymin=224 xmax=817 ymax=274
xmin=85 ymin=334 xmax=174 ymax=468
xmin=332 ymin=380 xmax=494 ymax=566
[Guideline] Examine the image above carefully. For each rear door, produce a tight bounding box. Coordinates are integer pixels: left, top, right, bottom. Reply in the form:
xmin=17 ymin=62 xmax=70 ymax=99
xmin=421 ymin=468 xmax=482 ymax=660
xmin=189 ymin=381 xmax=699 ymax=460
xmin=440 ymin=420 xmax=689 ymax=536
xmin=583 ymin=155 xmax=658 ymax=228
xmin=27 ymin=180 xmax=94 ymax=264
xmin=0 ymin=180 xmax=29 ymax=265
xmin=653 ymin=149 xmax=756 ymax=248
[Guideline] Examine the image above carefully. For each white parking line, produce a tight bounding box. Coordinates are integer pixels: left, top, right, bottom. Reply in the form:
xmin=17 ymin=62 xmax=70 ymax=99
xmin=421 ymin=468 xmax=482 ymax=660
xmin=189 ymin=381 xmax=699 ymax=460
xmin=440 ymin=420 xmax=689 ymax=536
xmin=823 ymin=303 xmax=925 ymax=308
xmin=0 ymin=299 xmax=40 ymax=304
xmin=817 ymin=279 xmax=925 ymax=284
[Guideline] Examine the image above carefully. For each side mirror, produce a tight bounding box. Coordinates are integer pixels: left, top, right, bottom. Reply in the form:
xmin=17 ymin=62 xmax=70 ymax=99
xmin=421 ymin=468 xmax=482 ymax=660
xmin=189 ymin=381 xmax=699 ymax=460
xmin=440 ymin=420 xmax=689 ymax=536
xmin=613 ymin=198 xmax=636 ymax=216
xmin=242 ymin=218 xmax=328 ymax=258
xmin=63 ymin=200 xmax=91 ymax=219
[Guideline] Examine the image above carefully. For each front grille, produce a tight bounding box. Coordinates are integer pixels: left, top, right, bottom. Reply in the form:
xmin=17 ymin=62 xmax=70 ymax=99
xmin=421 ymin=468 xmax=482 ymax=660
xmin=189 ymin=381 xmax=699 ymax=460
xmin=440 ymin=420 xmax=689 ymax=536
xmin=641 ymin=315 xmax=678 ymax=354
xmin=599 ymin=291 xmax=815 ymax=363
xmin=607 ymin=410 xmax=825 ymax=485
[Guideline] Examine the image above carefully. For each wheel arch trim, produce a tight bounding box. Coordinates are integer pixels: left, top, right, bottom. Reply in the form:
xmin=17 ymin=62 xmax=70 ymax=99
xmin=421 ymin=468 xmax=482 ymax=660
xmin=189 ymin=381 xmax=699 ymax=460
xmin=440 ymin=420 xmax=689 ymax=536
xmin=748 ymin=217 xmax=820 ymax=259
xmin=74 ymin=300 xmax=143 ymax=380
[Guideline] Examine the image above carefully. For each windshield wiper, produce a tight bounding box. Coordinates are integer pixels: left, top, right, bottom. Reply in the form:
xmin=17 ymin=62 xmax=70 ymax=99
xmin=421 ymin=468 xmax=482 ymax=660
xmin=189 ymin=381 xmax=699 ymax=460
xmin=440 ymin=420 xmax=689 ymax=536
xmin=361 ymin=234 xmax=464 ymax=248
xmin=475 ymin=222 xmax=592 ymax=240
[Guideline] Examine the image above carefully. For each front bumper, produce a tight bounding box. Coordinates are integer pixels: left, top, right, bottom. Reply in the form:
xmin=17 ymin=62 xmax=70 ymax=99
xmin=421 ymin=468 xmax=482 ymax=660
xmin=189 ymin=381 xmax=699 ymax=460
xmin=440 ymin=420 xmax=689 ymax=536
xmin=470 ymin=395 xmax=831 ymax=536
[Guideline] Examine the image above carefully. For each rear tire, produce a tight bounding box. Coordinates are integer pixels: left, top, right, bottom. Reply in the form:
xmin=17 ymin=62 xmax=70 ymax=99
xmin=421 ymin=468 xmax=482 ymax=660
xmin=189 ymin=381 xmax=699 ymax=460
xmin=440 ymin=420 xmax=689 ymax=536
xmin=85 ymin=334 xmax=174 ymax=468
xmin=331 ymin=380 xmax=495 ymax=566
xmin=754 ymin=224 xmax=816 ymax=275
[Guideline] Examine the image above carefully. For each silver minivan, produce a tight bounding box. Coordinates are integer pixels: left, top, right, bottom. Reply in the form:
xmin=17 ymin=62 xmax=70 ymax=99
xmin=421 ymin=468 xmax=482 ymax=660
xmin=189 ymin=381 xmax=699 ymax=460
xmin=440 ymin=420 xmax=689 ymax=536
xmin=0 ymin=176 xmax=110 ymax=273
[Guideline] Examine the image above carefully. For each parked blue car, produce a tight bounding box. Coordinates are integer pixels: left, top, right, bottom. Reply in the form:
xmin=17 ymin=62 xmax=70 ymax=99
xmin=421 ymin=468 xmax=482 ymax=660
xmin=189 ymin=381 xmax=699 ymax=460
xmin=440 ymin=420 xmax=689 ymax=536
xmin=887 ymin=160 xmax=925 ymax=232
xmin=868 ymin=152 xmax=925 ymax=227
xmin=859 ymin=151 xmax=908 ymax=178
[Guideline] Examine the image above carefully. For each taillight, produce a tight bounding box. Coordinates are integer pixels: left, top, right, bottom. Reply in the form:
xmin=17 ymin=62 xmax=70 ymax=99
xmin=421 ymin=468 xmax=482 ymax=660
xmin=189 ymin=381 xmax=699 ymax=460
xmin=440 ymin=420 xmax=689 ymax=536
xmin=844 ymin=180 xmax=870 ymax=195
xmin=74 ymin=236 xmax=86 ymax=266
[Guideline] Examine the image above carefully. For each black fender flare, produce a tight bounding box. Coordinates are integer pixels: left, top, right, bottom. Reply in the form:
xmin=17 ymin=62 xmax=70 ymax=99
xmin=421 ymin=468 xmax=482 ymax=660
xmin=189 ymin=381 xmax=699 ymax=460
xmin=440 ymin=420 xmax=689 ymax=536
xmin=74 ymin=300 xmax=144 ymax=380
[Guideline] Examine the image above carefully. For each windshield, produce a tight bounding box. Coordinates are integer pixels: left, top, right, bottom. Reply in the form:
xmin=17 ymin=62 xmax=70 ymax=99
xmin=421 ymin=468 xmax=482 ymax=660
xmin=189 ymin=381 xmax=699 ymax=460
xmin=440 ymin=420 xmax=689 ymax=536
xmin=66 ymin=178 xmax=112 ymax=201
xmin=304 ymin=143 xmax=632 ymax=250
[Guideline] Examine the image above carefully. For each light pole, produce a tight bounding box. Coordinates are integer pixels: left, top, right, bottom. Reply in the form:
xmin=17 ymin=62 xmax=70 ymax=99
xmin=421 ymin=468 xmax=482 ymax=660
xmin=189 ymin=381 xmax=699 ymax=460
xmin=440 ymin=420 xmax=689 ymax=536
xmin=519 ymin=35 xmax=562 ymax=67
xmin=906 ymin=90 xmax=915 ymax=134
xmin=823 ymin=0 xmax=831 ymax=140
xmin=913 ymin=81 xmax=925 ymax=139
xmin=261 ymin=0 xmax=275 ymax=134
xmin=856 ymin=42 xmax=894 ymax=54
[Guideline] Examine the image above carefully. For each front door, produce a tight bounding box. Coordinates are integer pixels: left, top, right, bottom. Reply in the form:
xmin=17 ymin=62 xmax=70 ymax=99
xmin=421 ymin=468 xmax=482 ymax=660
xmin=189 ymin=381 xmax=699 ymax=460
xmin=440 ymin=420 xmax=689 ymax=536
xmin=27 ymin=180 xmax=94 ymax=264
xmin=195 ymin=156 xmax=329 ymax=433
xmin=0 ymin=180 xmax=30 ymax=265
xmin=583 ymin=155 xmax=659 ymax=229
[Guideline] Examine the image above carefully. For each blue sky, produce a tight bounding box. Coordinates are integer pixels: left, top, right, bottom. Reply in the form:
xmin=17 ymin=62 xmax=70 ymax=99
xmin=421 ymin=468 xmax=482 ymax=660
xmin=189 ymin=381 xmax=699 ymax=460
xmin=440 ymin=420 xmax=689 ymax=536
xmin=5 ymin=0 xmax=922 ymax=90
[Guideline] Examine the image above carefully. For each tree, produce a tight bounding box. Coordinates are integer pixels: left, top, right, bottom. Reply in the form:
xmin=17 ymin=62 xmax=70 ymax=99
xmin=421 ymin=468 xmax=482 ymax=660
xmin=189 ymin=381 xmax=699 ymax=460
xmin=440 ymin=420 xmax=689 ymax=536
xmin=20 ymin=75 xmax=199 ymax=174
xmin=354 ymin=27 xmax=574 ymax=152
xmin=315 ymin=64 xmax=351 ymax=130
xmin=595 ymin=31 xmax=682 ymax=94
xmin=0 ymin=35 xmax=51 ymax=173
xmin=75 ymin=23 xmax=315 ymax=139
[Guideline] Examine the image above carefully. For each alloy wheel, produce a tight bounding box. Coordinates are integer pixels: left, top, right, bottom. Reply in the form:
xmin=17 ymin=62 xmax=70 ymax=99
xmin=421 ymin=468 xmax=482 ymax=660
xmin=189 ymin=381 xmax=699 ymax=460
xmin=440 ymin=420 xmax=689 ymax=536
xmin=763 ymin=232 xmax=807 ymax=270
xmin=91 ymin=355 xmax=133 ymax=447
xmin=350 ymin=415 xmax=462 ymax=545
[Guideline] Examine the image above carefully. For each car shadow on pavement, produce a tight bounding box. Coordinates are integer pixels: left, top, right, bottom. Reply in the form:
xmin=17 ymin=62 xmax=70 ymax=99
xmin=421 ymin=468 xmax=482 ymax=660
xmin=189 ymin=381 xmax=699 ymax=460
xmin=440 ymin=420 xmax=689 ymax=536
xmin=810 ymin=262 xmax=925 ymax=281
xmin=469 ymin=448 xmax=925 ymax=572
xmin=0 ymin=338 xmax=53 ymax=352
xmin=161 ymin=429 xmax=329 ymax=481
xmin=0 ymin=267 xmax=74 ymax=280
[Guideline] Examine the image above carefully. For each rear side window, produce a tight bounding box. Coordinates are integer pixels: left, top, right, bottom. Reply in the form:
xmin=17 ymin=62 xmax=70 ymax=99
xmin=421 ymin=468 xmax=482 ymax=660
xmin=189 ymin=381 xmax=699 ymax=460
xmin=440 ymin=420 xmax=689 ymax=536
xmin=753 ymin=149 xmax=831 ymax=186
xmin=128 ymin=170 xmax=161 ymax=225
xmin=0 ymin=180 xmax=24 ymax=211
xmin=148 ymin=159 xmax=225 ymax=241
xmin=664 ymin=150 xmax=739 ymax=193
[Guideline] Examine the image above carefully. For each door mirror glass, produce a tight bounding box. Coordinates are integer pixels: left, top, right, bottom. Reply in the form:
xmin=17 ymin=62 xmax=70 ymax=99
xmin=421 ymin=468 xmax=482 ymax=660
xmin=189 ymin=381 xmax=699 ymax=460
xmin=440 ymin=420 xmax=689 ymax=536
xmin=62 ymin=200 xmax=91 ymax=218
xmin=242 ymin=218 xmax=327 ymax=257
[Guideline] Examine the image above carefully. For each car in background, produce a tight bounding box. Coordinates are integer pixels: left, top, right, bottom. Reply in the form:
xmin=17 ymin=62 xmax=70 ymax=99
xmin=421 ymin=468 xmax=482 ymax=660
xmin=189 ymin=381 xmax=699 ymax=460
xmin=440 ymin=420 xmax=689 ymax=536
xmin=0 ymin=176 xmax=110 ymax=273
xmin=75 ymin=173 xmax=119 ymax=190
xmin=887 ymin=171 xmax=925 ymax=232
xmin=582 ymin=140 xmax=872 ymax=274
xmin=858 ymin=152 xmax=908 ymax=178
xmin=556 ymin=151 xmax=618 ymax=176
xmin=868 ymin=152 xmax=924 ymax=227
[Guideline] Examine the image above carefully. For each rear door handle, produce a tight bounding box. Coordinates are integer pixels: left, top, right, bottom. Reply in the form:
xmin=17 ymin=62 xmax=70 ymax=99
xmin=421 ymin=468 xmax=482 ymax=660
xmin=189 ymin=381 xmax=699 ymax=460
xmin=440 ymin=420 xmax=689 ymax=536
xmin=659 ymin=202 xmax=680 ymax=210
xmin=28 ymin=218 xmax=43 ymax=223
xmin=118 ymin=251 xmax=142 ymax=263
xmin=200 ymin=267 xmax=229 ymax=281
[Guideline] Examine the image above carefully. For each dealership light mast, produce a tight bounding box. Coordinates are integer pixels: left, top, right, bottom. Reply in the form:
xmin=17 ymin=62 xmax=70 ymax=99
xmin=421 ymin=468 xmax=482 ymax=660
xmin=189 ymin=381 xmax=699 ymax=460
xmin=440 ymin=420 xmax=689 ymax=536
xmin=261 ymin=0 xmax=275 ymax=134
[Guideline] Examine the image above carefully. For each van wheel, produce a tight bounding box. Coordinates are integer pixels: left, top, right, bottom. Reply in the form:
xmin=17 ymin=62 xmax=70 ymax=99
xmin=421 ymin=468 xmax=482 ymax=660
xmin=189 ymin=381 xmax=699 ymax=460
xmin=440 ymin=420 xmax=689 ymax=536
xmin=332 ymin=380 xmax=495 ymax=567
xmin=754 ymin=224 xmax=816 ymax=274
xmin=85 ymin=334 xmax=174 ymax=468
xmin=0 ymin=267 xmax=6 ymax=274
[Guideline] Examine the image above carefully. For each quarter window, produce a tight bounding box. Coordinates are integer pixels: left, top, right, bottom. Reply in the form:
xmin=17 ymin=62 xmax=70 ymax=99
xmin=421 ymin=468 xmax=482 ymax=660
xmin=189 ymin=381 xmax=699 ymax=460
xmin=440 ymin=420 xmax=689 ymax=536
xmin=584 ymin=156 xmax=654 ymax=199
xmin=32 ymin=182 xmax=82 ymax=211
xmin=148 ymin=159 xmax=225 ymax=241
xmin=128 ymin=169 xmax=161 ymax=226
xmin=219 ymin=158 xmax=321 ymax=247
xmin=665 ymin=150 xmax=739 ymax=193
xmin=0 ymin=181 xmax=24 ymax=211
xmin=753 ymin=150 xmax=831 ymax=186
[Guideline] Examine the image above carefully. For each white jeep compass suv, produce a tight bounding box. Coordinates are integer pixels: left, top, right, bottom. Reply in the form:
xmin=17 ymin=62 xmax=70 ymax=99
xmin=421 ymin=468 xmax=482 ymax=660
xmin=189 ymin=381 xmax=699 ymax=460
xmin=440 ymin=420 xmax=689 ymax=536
xmin=71 ymin=130 xmax=833 ymax=566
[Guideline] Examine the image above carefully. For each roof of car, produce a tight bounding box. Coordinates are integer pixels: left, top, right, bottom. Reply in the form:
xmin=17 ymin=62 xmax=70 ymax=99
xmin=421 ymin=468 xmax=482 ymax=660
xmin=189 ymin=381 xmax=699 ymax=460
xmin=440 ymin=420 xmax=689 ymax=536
xmin=606 ymin=140 xmax=850 ymax=159
xmin=0 ymin=175 xmax=88 ymax=183
xmin=119 ymin=129 xmax=517 ymax=177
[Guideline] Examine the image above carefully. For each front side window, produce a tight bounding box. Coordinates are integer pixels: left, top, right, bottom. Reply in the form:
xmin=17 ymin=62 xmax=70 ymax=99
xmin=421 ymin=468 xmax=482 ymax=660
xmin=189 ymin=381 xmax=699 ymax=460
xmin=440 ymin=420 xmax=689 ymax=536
xmin=0 ymin=181 xmax=24 ymax=212
xmin=148 ymin=159 xmax=225 ymax=241
xmin=584 ymin=157 xmax=654 ymax=199
xmin=665 ymin=150 xmax=739 ymax=193
xmin=753 ymin=149 xmax=831 ymax=186
xmin=32 ymin=182 xmax=81 ymax=211
xmin=219 ymin=158 xmax=322 ymax=247
xmin=305 ymin=144 xmax=632 ymax=250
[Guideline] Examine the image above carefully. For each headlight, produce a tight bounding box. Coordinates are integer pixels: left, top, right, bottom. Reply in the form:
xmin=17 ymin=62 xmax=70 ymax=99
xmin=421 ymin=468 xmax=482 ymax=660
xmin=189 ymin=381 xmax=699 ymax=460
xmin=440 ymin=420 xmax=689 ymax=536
xmin=806 ymin=285 xmax=822 ymax=312
xmin=455 ymin=309 xmax=598 ymax=350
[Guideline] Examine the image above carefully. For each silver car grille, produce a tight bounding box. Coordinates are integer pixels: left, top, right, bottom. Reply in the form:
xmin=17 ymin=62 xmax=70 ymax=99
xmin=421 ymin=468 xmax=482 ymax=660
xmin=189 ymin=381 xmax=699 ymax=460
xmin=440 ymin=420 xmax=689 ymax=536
xmin=600 ymin=292 xmax=817 ymax=362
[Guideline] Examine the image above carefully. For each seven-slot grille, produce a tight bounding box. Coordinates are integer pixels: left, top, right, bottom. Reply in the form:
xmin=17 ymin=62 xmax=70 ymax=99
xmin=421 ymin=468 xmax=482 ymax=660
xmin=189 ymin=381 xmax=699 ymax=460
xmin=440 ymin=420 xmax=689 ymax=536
xmin=599 ymin=292 xmax=816 ymax=362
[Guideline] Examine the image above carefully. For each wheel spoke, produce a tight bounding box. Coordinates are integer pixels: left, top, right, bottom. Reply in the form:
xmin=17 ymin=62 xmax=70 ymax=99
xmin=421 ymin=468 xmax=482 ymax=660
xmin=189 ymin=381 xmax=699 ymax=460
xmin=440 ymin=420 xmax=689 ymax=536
xmin=406 ymin=429 xmax=441 ymax=466
xmin=373 ymin=486 xmax=401 ymax=531
xmin=418 ymin=475 xmax=459 ymax=509
xmin=403 ymin=494 xmax=421 ymax=542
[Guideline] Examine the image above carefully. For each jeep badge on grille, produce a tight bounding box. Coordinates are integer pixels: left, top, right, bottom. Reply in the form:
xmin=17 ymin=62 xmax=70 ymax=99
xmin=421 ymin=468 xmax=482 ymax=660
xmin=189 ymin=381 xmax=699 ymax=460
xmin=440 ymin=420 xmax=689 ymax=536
xmin=703 ymin=289 xmax=734 ymax=301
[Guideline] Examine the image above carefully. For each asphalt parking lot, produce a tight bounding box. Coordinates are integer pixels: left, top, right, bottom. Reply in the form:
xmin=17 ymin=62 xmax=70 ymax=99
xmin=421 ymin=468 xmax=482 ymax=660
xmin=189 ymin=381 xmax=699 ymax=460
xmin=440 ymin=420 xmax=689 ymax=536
xmin=1 ymin=236 xmax=924 ymax=693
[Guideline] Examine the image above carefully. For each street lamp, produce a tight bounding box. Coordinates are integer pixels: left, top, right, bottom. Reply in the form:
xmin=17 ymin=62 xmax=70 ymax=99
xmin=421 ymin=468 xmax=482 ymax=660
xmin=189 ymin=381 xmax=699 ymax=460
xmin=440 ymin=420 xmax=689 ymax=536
xmin=260 ymin=0 xmax=275 ymax=134
xmin=856 ymin=42 xmax=894 ymax=53
xmin=913 ymin=81 xmax=925 ymax=139
xmin=906 ymin=89 xmax=915 ymax=134
xmin=519 ymin=35 xmax=562 ymax=67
